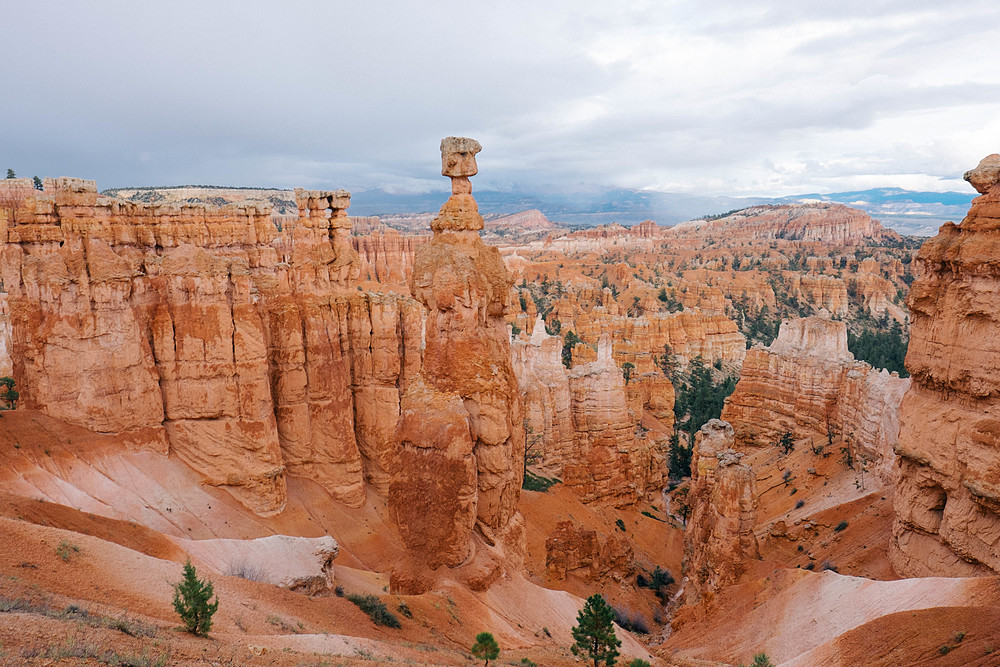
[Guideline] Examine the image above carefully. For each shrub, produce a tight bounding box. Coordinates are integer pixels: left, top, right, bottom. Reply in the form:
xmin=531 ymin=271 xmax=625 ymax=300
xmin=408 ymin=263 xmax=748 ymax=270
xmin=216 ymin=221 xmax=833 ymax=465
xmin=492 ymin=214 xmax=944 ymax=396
xmin=621 ymin=362 xmax=635 ymax=385
xmin=522 ymin=471 xmax=559 ymax=492
xmin=612 ymin=605 xmax=649 ymax=634
xmin=834 ymin=520 xmax=849 ymax=532
xmin=397 ymin=601 xmax=413 ymax=618
xmin=639 ymin=566 xmax=674 ymax=602
xmin=615 ymin=518 xmax=626 ymax=532
xmin=0 ymin=377 xmax=18 ymax=410
xmin=737 ymin=654 xmax=776 ymax=667
xmin=795 ymin=499 xmax=805 ymax=509
xmin=172 ymin=560 xmax=219 ymax=636
xmin=470 ymin=631 xmax=500 ymax=666
xmin=629 ymin=660 xmax=652 ymax=667
xmin=56 ymin=541 xmax=80 ymax=562
xmin=820 ymin=560 xmax=838 ymax=572
xmin=226 ymin=560 xmax=267 ymax=582
xmin=346 ymin=594 xmax=400 ymax=628
xmin=778 ymin=431 xmax=795 ymax=454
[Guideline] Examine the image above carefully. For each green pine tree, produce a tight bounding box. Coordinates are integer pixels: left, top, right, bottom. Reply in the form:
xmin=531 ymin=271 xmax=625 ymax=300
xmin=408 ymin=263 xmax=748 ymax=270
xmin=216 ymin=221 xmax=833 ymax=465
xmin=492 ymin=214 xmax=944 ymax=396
xmin=562 ymin=330 xmax=582 ymax=368
xmin=737 ymin=653 xmax=775 ymax=667
xmin=571 ymin=594 xmax=621 ymax=667
xmin=778 ymin=431 xmax=795 ymax=454
xmin=172 ymin=559 xmax=219 ymax=636
xmin=5 ymin=169 xmax=15 ymax=179
xmin=0 ymin=377 xmax=18 ymax=410
xmin=470 ymin=631 xmax=500 ymax=666
xmin=32 ymin=176 xmax=43 ymax=190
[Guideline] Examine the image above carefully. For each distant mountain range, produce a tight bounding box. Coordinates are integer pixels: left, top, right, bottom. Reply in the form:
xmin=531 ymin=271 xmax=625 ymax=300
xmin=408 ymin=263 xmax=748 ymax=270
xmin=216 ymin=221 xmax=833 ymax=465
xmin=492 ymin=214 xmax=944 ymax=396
xmin=345 ymin=186 xmax=973 ymax=237
xmin=104 ymin=184 xmax=976 ymax=237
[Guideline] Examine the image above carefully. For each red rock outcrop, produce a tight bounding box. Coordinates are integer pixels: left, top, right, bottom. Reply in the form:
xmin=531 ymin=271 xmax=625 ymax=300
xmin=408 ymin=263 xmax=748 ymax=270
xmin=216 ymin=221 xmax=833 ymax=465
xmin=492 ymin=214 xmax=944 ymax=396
xmin=722 ymin=316 xmax=908 ymax=477
xmin=389 ymin=138 xmax=526 ymax=580
xmin=787 ymin=273 xmax=849 ymax=316
xmin=544 ymin=520 xmax=633 ymax=581
xmin=682 ymin=420 xmax=759 ymax=602
xmin=0 ymin=293 xmax=11 ymax=377
xmin=1 ymin=177 xmax=423 ymax=515
xmin=891 ymin=156 xmax=1000 ymax=576
xmin=574 ymin=310 xmax=746 ymax=365
xmin=512 ymin=323 xmax=669 ymax=505
xmin=667 ymin=204 xmax=900 ymax=246
xmin=353 ymin=228 xmax=427 ymax=288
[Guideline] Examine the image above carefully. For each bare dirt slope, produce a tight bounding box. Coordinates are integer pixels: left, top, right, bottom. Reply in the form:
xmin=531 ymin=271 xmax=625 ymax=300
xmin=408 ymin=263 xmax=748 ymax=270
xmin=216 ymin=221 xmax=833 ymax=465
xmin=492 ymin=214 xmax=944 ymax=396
xmin=0 ymin=410 xmax=658 ymax=665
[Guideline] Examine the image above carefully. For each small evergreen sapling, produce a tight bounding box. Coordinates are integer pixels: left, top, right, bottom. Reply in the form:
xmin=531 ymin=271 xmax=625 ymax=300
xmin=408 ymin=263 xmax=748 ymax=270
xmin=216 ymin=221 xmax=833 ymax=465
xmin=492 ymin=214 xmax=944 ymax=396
xmin=172 ymin=560 xmax=219 ymax=636
xmin=571 ymin=594 xmax=621 ymax=667
xmin=470 ymin=631 xmax=500 ymax=666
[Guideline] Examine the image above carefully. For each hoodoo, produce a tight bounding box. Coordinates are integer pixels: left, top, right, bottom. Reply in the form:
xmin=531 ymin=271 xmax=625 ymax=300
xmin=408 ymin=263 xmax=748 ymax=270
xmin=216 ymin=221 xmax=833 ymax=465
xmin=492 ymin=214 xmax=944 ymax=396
xmin=891 ymin=154 xmax=1000 ymax=576
xmin=723 ymin=316 xmax=908 ymax=482
xmin=389 ymin=138 xmax=526 ymax=590
xmin=682 ymin=419 xmax=759 ymax=603
xmin=0 ymin=177 xmax=425 ymax=515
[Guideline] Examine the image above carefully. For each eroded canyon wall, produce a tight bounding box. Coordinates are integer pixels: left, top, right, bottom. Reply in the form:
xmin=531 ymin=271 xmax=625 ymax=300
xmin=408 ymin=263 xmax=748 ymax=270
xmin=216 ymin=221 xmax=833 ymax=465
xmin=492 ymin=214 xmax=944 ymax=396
xmin=722 ymin=316 xmax=908 ymax=480
xmin=891 ymin=154 xmax=1000 ymax=576
xmin=682 ymin=419 xmax=759 ymax=603
xmin=511 ymin=321 xmax=671 ymax=505
xmin=0 ymin=177 xmax=423 ymax=515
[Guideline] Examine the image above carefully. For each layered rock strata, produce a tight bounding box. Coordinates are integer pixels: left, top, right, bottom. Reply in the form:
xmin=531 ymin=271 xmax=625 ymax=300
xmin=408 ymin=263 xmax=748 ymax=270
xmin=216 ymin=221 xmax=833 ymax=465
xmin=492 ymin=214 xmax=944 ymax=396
xmin=389 ymin=138 xmax=526 ymax=578
xmin=891 ymin=155 xmax=1000 ymax=576
xmin=544 ymin=520 xmax=633 ymax=581
xmin=353 ymin=229 xmax=426 ymax=287
xmin=722 ymin=317 xmax=908 ymax=478
xmin=572 ymin=310 xmax=747 ymax=365
xmin=0 ymin=293 xmax=10 ymax=377
xmin=1 ymin=177 xmax=423 ymax=515
xmin=667 ymin=203 xmax=900 ymax=245
xmin=511 ymin=323 xmax=669 ymax=505
xmin=682 ymin=420 xmax=759 ymax=602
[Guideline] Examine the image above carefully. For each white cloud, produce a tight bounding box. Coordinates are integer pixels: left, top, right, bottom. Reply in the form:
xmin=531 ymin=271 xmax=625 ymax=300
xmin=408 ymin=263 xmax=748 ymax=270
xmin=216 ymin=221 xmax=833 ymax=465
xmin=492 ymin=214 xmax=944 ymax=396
xmin=1 ymin=0 xmax=998 ymax=196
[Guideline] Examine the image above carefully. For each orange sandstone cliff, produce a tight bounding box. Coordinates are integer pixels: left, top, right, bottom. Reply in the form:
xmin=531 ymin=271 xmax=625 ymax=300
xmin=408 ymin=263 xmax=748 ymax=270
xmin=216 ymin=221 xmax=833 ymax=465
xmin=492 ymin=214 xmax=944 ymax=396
xmin=723 ymin=316 xmax=908 ymax=481
xmin=891 ymin=154 xmax=1000 ymax=576
xmin=388 ymin=138 xmax=526 ymax=589
xmin=0 ymin=177 xmax=424 ymax=517
xmin=512 ymin=322 xmax=670 ymax=505
xmin=682 ymin=419 xmax=759 ymax=603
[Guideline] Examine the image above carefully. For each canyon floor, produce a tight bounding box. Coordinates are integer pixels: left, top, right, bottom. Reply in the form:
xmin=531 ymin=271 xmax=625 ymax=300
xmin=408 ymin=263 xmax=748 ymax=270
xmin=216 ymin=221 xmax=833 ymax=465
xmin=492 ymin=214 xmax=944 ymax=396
xmin=3 ymin=408 xmax=998 ymax=666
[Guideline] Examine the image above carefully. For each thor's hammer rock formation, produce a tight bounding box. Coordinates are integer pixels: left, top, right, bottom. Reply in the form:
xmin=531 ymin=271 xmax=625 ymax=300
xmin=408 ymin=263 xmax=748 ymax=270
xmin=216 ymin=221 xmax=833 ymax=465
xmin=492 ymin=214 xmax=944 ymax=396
xmin=389 ymin=138 xmax=526 ymax=591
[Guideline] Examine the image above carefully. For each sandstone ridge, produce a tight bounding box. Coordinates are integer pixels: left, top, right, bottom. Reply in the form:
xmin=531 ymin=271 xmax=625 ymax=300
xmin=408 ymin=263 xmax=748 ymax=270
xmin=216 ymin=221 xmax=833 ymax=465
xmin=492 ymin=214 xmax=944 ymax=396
xmin=1 ymin=176 xmax=424 ymax=517
xmin=682 ymin=419 xmax=759 ymax=603
xmin=891 ymin=154 xmax=1000 ymax=576
xmin=723 ymin=316 xmax=908 ymax=482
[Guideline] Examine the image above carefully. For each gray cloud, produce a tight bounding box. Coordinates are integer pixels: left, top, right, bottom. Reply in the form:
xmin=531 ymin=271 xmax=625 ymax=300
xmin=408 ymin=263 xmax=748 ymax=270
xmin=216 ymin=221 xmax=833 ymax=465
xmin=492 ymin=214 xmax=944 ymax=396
xmin=1 ymin=0 xmax=997 ymax=197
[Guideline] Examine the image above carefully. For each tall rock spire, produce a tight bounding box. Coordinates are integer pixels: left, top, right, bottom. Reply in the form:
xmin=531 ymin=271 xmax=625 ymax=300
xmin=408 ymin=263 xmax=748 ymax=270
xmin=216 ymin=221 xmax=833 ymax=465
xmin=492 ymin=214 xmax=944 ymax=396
xmin=389 ymin=138 xmax=526 ymax=592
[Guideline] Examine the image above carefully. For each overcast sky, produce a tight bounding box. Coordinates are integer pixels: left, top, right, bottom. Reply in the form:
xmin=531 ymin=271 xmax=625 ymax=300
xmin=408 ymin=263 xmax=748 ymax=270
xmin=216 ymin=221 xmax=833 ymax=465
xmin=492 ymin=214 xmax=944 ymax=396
xmin=2 ymin=1 xmax=998 ymax=197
